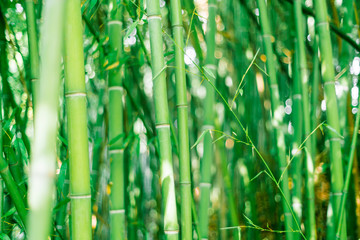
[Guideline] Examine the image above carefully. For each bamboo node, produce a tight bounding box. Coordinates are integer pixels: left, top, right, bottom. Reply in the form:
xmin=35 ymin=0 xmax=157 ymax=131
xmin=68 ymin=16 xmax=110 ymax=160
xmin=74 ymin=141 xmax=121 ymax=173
xmin=65 ymin=92 xmax=86 ymax=98
xmin=70 ymin=194 xmax=91 ymax=199
xmin=179 ymin=181 xmax=191 ymax=185
xmin=323 ymin=81 xmax=335 ymax=86
xmin=199 ymin=182 xmax=211 ymax=187
xmin=147 ymin=15 xmax=162 ymax=21
xmin=316 ymin=21 xmax=329 ymax=28
xmin=164 ymin=230 xmax=179 ymax=234
xmin=328 ymin=137 xmax=341 ymax=142
xmin=176 ymin=104 xmax=188 ymax=108
xmin=332 ymin=192 xmax=343 ymax=196
xmin=107 ymin=20 xmax=122 ymax=26
xmin=110 ymin=209 xmax=125 ymax=214
xmin=108 ymin=86 xmax=125 ymax=93
xmin=155 ymin=123 xmax=170 ymax=129
xmin=31 ymin=78 xmax=38 ymax=82
xmin=109 ymin=149 xmax=124 ymax=154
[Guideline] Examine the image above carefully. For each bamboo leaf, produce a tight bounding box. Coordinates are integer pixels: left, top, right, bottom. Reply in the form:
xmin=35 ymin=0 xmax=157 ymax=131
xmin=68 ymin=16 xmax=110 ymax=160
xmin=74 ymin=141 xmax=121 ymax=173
xmin=109 ymin=133 xmax=126 ymax=146
xmin=203 ymin=66 xmax=216 ymax=79
xmin=124 ymin=19 xmax=139 ymax=39
xmin=324 ymin=123 xmax=344 ymax=139
xmin=164 ymin=50 xmax=174 ymax=57
xmin=53 ymin=198 xmax=71 ymax=213
xmin=58 ymin=134 xmax=68 ymax=146
xmin=231 ymin=49 xmax=260 ymax=105
xmin=2 ymin=207 xmax=16 ymax=218
xmin=191 ymin=129 xmax=211 ymax=149
xmin=250 ymin=171 xmax=264 ymax=182
xmin=0 ymin=233 xmax=11 ymax=240
xmin=105 ymin=61 xmax=120 ymax=70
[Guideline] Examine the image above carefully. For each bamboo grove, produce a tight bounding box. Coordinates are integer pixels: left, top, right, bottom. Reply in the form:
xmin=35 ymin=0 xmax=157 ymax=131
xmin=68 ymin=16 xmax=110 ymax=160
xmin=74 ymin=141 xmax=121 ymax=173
xmin=1 ymin=0 xmax=360 ymax=239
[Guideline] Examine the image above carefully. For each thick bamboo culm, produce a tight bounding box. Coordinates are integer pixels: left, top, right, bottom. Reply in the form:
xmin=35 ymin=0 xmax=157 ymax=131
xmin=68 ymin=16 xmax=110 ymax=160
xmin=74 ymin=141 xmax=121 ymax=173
xmin=256 ymin=0 xmax=296 ymax=239
xmin=146 ymin=0 xmax=179 ymax=238
xmin=199 ymin=0 xmax=217 ymax=239
xmin=27 ymin=0 xmax=65 ymax=239
xmin=169 ymin=0 xmax=192 ymax=238
xmin=314 ymin=0 xmax=347 ymax=239
xmin=64 ymin=0 xmax=92 ymax=238
xmin=293 ymin=0 xmax=317 ymax=239
xmin=107 ymin=0 xmax=126 ymax=238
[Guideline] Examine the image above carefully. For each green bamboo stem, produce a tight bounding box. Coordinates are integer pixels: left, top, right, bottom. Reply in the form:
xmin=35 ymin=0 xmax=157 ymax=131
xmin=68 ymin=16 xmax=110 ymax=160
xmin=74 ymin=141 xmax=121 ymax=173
xmin=335 ymin=91 xmax=360 ymax=238
xmin=290 ymin=8 xmax=303 ymax=228
xmin=256 ymin=0 xmax=295 ymax=239
xmin=64 ymin=0 xmax=92 ymax=239
xmin=169 ymin=0 xmax=192 ymax=238
xmin=146 ymin=0 xmax=179 ymax=238
xmin=3 ymin=140 xmax=27 ymax=197
xmin=0 ymin=14 xmax=27 ymax=227
xmin=199 ymin=0 xmax=217 ymax=239
xmin=291 ymin=45 xmax=303 ymax=233
xmin=218 ymin=139 xmax=239 ymax=228
xmin=313 ymin=0 xmax=347 ymax=238
xmin=24 ymin=0 xmax=40 ymax=108
xmin=283 ymin=0 xmax=360 ymax=52
xmin=27 ymin=0 xmax=65 ymax=238
xmin=107 ymin=1 xmax=126 ymax=238
xmin=293 ymin=0 xmax=316 ymax=238
xmin=310 ymin=35 xmax=319 ymax=163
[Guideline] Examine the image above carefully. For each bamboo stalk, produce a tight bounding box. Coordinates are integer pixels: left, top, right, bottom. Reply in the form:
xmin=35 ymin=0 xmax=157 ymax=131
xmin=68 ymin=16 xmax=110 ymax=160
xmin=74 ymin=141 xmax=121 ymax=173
xmin=293 ymin=0 xmax=317 ymax=238
xmin=169 ymin=0 xmax=193 ymax=237
xmin=335 ymin=88 xmax=360 ymax=238
xmin=256 ymin=0 xmax=295 ymax=239
xmin=146 ymin=0 xmax=179 ymax=238
xmin=64 ymin=0 xmax=92 ymax=238
xmin=199 ymin=0 xmax=217 ymax=239
xmin=27 ymin=0 xmax=65 ymax=238
xmin=313 ymin=0 xmax=347 ymax=238
xmin=107 ymin=0 xmax=126 ymax=238
xmin=24 ymin=0 xmax=40 ymax=108
xmin=0 ymin=16 xmax=27 ymax=226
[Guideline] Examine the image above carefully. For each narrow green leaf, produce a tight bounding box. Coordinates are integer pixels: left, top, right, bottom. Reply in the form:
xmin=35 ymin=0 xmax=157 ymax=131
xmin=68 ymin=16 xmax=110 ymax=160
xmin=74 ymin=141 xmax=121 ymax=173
xmin=109 ymin=133 xmax=126 ymax=146
xmin=191 ymin=129 xmax=210 ymax=149
xmin=0 ymin=233 xmax=11 ymax=240
xmin=203 ymin=66 xmax=216 ymax=79
xmin=2 ymin=207 xmax=16 ymax=218
xmin=250 ymin=171 xmax=264 ymax=182
xmin=124 ymin=19 xmax=139 ymax=39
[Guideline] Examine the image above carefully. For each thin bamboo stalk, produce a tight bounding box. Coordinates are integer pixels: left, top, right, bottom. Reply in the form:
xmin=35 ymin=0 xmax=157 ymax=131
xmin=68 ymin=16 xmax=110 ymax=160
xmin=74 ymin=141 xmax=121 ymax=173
xmin=0 ymin=12 xmax=27 ymax=227
xmin=27 ymin=0 xmax=65 ymax=239
xmin=24 ymin=0 xmax=40 ymax=108
xmin=64 ymin=0 xmax=92 ymax=238
xmin=293 ymin=0 xmax=317 ymax=239
xmin=169 ymin=0 xmax=192 ymax=238
xmin=146 ymin=0 xmax=179 ymax=238
xmin=335 ymin=88 xmax=360 ymax=238
xmin=313 ymin=0 xmax=347 ymax=238
xmin=291 ymin=45 xmax=303 ymax=234
xmin=107 ymin=0 xmax=126 ymax=238
xmin=256 ymin=0 xmax=295 ymax=239
xmin=199 ymin=0 xmax=217 ymax=239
